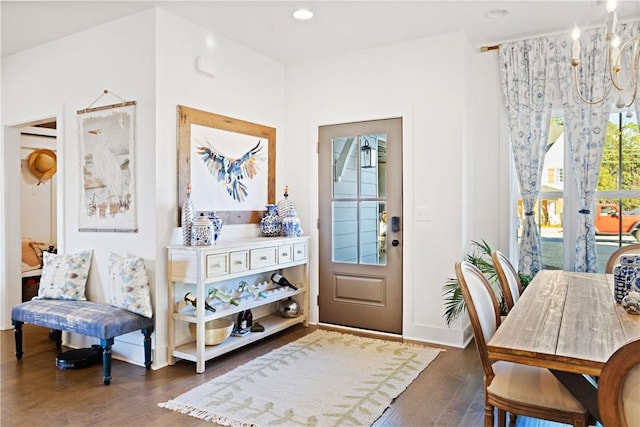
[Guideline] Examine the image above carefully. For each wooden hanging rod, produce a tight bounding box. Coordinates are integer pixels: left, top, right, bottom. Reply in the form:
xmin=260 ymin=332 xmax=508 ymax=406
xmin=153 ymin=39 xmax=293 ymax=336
xmin=480 ymin=44 xmax=501 ymax=52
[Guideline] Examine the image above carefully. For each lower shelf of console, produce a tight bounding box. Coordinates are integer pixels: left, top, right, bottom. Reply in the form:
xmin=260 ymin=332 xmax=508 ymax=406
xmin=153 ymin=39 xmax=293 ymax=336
xmin=172 ymin=313 xmax=307 ymax=371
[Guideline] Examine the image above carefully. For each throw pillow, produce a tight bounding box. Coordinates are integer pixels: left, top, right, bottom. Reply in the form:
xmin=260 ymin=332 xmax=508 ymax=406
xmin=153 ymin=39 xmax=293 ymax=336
xmin=35 ymin=250 xmax=93 ymax=300
xmin=108 ymin=252 xmax=153 ymax=318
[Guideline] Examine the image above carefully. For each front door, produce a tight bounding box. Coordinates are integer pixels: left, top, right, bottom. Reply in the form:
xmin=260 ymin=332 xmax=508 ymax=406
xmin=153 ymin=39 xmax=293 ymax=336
xmin=318 ymin=118 xmax=402 ymax=334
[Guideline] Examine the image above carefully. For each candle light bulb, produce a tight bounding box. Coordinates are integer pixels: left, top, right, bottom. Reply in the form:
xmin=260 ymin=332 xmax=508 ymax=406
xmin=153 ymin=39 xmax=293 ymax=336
xmin=571 ymin=24 xmax=581 ymax=41
xmin=606 ymin=0 xmax=617 ymax=13
xmin=571 ymin=25 xmax=581 ymax=66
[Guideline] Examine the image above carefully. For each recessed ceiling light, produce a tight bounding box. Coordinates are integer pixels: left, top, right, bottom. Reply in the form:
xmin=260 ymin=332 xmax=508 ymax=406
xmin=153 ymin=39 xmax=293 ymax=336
xmin=293 ymin=9 xmax=314 ymax=20
xmin=485 ymin=9 xmax=508 ymax=19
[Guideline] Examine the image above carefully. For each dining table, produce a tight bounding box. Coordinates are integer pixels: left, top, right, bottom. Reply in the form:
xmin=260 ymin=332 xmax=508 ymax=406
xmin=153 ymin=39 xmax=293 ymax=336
xmin=487 ymin=270 xmax=640 ymax=422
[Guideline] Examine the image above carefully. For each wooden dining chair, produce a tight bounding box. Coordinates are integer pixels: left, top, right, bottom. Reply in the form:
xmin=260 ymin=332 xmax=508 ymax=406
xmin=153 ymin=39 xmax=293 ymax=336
xmin=605 ymin=243 xmax=640 ymax=273
xmin=598 ymin=337 xmax=640 ymax=427
xmin=491 ymin=250 xmax=522 ymax=314
xmin=455 ymin=261 xmax=588 ymax=427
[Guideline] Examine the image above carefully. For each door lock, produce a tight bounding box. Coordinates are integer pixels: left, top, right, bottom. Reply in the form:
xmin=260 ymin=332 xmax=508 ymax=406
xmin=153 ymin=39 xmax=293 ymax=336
xmin=392 ymin=239 xmax=400 ymax=247
xmin=391 ymin=216 xmax=400 ymax=232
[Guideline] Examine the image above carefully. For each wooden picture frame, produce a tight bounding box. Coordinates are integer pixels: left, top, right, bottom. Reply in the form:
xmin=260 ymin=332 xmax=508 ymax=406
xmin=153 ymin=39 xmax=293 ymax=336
xmin=177 ymin=105 xmax=276 ymax=225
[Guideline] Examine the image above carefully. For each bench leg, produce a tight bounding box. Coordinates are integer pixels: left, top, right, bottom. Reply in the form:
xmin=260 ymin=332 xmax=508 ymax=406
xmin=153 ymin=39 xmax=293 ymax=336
xmin=49 ymin=330 xmax=62 ymax=348
xmin=141 ymin=327 xmax=153 ymax=370
xmin=99 ymin=338 xmax=114 ymax=385
xmin=13 ymin=321 xmax=23 ymax=360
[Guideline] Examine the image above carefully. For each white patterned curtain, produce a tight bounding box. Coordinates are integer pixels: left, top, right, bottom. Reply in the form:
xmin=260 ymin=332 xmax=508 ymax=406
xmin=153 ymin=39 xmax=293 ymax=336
xmin=557 ymin=27 xmax=613 ymax=272
xmin=622 ymin=22 xmax=640 ymax=123
xmin=500 ymin=38 xmax=557 ymax=277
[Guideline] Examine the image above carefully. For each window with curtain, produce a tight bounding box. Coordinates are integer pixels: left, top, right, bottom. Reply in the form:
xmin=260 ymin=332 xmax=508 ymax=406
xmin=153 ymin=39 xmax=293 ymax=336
xmin=517 ymin=112 xmax=640 ymax=272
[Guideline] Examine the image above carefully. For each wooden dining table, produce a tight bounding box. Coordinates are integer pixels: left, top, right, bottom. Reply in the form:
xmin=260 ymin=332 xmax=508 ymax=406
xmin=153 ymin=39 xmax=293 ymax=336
xmin=487 ymin=270 xmax=640 ymax=421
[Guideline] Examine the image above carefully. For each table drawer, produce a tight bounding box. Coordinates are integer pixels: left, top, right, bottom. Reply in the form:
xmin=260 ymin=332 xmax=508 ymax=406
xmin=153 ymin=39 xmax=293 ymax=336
xmin=294 ymin=242 xmax=307 ymax=261
xmin=206 ymin=254 xmax=228 ymax=277
xmin=230 ymin=250 xmax=249 ymax=273
xmin=278 ymin=244 xmax=293 ymax=264
xmin=250 ymin=247 xmax=277 ymax=269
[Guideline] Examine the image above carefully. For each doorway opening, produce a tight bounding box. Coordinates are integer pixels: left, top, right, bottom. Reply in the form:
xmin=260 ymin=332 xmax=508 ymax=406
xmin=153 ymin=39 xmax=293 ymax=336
xmin=2 ymin=117 xmax=58 ymax=328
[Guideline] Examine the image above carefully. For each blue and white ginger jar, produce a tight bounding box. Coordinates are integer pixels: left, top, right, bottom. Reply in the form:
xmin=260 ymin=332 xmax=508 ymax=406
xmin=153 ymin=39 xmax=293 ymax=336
xmin=260 ymin=204 xmax=280 ymax=237
xmin=281 ymin=206 xmax=301 ymax=237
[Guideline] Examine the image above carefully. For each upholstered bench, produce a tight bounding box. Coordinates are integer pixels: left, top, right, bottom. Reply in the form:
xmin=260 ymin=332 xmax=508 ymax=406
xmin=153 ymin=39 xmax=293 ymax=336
xmin=12 ymin=299 xmax=154 ymax=385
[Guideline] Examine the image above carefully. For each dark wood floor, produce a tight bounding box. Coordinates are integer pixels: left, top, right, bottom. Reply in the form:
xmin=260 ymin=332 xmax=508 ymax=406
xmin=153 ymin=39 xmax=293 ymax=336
xmin=1 ymin=324 xmax=567 ymax=427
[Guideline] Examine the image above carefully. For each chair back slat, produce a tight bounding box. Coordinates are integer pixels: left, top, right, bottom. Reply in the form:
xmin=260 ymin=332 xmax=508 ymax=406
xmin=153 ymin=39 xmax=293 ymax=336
xmin=605 ymin=244 xmax=640 ymax=274
xmin=455 ymin=261 xmax=501 ymax=381
xmin=599 ymin=337 xmax=640 ymax=427
xmin=492 ymin=250 xmax=522 ymax=313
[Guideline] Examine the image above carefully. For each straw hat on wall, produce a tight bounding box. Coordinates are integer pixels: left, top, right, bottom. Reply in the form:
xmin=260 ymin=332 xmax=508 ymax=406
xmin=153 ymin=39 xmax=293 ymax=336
xmin=27 ymin=149 xmax=57 ymax=184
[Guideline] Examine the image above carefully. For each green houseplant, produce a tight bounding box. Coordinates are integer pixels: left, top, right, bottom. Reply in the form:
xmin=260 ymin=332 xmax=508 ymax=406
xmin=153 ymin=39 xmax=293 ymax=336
xmin=442 ymin=239 xmax=530 ymax=325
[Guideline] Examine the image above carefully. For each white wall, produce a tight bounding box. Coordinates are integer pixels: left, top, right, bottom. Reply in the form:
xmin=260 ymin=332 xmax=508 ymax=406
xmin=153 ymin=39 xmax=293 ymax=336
xmin=2 ymin=7 xmax=508 ymax=370
xmin=2 ymin=8 xmax=288 ymax=368
xmin=154 ymin=9 xmax=286 ymax=366
xmin=284 ymin=31 xmax=497 ymax=347
xmin=2 ymin=9 xmax=158 ymax=364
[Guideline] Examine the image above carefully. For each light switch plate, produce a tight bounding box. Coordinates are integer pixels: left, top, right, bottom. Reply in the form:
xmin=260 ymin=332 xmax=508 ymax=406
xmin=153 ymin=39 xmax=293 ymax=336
xmin=416 ymin=207 xmax=431 ymax=222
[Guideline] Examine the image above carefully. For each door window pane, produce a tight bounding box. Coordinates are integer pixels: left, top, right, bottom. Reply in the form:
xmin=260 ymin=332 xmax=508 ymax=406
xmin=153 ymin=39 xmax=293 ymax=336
xmin=332 ymin=201 xmax=357 ymax=263
xmin=359 ymin=202 xmax=387 ymax=265
xmin=332 ymin=136 xmax=357 ymax=199
xmin=358 ymin=134 xmax=387 ymax=199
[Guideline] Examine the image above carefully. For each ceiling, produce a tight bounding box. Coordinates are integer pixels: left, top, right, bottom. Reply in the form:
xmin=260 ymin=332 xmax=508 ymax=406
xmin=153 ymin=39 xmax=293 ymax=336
xmin=2 ymin=1 xmax=640 ymax=63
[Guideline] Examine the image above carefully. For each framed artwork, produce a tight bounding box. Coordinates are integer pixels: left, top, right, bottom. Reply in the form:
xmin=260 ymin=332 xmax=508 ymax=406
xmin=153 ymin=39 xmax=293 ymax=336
xmin=177 ymin=105 xmax=276 ymax=225
xmin=77 ymin=101 xmax=137 ymax=232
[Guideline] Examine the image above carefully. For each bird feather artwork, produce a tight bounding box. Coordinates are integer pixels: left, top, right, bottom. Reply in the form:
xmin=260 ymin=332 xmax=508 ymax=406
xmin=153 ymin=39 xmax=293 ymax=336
xmin=196 ymin=138 xmax=264 ymax=203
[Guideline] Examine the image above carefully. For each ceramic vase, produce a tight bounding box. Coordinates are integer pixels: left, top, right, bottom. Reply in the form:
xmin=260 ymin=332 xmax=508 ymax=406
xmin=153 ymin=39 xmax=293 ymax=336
xmin=260 ymin=204 xmax=280 ymax=237
xmin=191 ymin=213 xmax=213 ymax=246
xmin=210 ymin=211 xmax=223 ymax=244
xmin=281 ymin=206 xmax=301 ymax=237
xmin=181 ymin=186 xmax=195 ymax=245
xmin=622 ymin=290 xmax=640 ymax=315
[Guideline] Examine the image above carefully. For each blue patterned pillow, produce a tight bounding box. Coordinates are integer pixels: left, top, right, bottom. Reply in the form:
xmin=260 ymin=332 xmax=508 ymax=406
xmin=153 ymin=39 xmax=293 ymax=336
xmin=108 ymin=253 xmax=153 ymax=318
xmin=35 ymin=250 xmax=93 ymax=300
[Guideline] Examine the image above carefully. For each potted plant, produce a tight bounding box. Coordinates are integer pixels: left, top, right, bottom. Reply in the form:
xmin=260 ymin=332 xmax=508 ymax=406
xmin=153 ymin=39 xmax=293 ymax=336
xmin=442 ymin=239 xmax=530 ymax=325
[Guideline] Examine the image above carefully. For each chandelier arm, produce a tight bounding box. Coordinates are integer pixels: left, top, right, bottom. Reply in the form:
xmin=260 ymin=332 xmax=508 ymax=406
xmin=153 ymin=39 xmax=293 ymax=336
xmin=623 ymin=56 xmax=639 ymax=109
xmin=573 ymin=66 xmax=613 ymax=105
xmin=609 ymin=35 xmax=640 ymax=92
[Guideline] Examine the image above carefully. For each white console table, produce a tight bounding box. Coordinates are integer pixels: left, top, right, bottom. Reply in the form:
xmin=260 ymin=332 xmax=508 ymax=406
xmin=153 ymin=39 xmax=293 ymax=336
xmin=167 ymin=236 xmax=309 ymax=373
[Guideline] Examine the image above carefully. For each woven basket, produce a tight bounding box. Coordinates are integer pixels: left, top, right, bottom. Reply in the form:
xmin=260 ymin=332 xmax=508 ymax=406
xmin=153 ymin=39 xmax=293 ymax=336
xmin=189 ymin=318 xmax=234 ymax=345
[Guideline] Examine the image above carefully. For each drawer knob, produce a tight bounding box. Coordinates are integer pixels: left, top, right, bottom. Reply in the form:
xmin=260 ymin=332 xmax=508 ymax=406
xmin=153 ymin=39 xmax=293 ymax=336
xmin=214 ymin=263 xmax=221 ymax=268
xmin=260 ymin=256 xmax=267 ymax=260
xmin=234 ymin=260 xmax=243 ymax=265
xmin=282 ymin=252 xmax=288 ymax=256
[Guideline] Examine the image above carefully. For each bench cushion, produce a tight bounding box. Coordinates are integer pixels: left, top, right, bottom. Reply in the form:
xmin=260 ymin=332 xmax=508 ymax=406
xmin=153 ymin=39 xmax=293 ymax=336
xmin=12 ymin=300 xmax=154 ymax=340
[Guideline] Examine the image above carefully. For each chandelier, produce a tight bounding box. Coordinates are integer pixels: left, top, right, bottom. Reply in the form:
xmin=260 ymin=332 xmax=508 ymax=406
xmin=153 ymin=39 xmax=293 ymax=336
xmin=571 ymin=0 xmax=639 ymax=107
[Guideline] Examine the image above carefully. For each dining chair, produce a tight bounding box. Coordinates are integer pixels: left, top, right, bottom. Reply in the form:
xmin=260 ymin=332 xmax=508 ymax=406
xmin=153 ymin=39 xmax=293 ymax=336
xmin=605 ymin=243 xmax=640 ymax=273
xmin=598 ymin=337 xmax=640 ymax=427
xmin=455 ymin=261 xmax=588 ymax=427
xmin=491 ymin=250 xmax=522 ymax=314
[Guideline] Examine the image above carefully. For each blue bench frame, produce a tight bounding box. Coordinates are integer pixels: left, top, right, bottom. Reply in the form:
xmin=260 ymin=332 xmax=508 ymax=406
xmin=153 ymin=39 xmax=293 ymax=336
xmin=12 ymin=300 xmax=154 ymax=385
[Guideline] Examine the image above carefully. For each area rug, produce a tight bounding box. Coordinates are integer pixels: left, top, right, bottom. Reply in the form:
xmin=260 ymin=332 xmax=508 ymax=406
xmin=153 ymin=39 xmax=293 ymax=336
xmin=159 ymin=329 xmax=443 ymax=426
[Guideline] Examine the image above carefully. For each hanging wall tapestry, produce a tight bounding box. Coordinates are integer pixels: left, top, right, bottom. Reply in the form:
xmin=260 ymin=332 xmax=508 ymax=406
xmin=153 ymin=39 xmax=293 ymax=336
xmin=177 ymin=105 xmax=276 ymax=225
xmin=77 ymin=98 xmax=137 ymax=232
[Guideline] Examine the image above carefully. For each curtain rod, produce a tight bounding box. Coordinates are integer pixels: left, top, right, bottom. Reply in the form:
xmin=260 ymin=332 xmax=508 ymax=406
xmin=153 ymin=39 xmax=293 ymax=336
xmin=480 ymin=45 xmax=500 ymax=52
xmin=479 ymin=17 xmax=640 ymax=53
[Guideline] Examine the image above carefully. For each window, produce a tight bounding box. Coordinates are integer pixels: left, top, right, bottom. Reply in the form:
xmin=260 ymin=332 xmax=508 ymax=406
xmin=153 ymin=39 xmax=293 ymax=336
xmin=516 ymin=112 xmax=640 ymax=272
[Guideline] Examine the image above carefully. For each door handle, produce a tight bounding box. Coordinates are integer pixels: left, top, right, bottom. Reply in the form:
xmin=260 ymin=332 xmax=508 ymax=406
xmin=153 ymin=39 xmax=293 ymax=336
xmin=392 ymin=239 xmax=400 ymax=247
